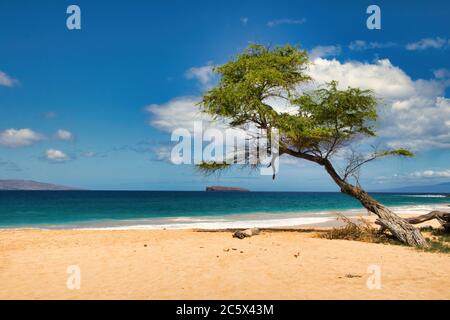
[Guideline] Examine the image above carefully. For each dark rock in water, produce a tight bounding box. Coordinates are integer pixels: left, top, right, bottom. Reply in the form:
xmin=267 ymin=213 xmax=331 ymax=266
xmin=206 ymin=186 xmax=249 ymax=192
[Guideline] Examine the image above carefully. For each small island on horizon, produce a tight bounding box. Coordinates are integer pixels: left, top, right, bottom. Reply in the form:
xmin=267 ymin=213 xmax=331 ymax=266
xmin=206 ymin=186 xmax=250 ymax=192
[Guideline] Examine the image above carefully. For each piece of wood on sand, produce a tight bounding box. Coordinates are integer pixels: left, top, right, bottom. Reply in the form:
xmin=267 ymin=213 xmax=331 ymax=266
xmin=233 ymin=228 xmax=261 ymax=239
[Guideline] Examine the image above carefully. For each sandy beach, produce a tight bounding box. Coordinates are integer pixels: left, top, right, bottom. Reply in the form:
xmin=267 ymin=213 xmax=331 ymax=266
xmin=0 ymin=216 xmax=449 ymax=300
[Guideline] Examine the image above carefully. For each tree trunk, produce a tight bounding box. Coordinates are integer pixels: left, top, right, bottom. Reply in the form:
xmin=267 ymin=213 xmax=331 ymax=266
xmin=322 ymin=160 xmax=429 ymax=248
xmin=405 ymin=211 xmax=450 ymax=231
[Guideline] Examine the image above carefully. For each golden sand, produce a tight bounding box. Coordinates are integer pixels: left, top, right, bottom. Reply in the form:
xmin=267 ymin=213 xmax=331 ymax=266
xmin=0 ymin=223 xmax=449 ymax=299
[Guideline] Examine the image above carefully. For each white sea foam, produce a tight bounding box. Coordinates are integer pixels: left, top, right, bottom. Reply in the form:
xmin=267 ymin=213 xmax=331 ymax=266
xmin=83 ymin=216 xmax=333 ymax=230
xmin=401 ymin=194 xmax=447 ymax=198
xmin=72 ymin=203 xmax=449 ymax=231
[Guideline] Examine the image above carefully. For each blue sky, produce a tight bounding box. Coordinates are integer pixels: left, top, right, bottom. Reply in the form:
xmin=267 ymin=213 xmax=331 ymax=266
xmin=0 ymin=0 xmax=449 ymax=191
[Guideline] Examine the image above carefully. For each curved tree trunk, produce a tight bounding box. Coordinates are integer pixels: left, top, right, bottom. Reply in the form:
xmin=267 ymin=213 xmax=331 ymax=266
xmin=322 ymin=160 xmax=429 ymax=248
xmin=405 ymin=211 xmax=450 ymax=231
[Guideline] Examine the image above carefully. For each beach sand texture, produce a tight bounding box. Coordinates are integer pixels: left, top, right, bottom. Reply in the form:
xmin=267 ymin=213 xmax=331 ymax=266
xmin=0 ymin=226 xmax=449 ymax=299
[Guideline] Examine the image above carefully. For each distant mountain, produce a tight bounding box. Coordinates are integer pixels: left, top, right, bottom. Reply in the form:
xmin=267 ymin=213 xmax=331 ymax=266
xmin=380 ymin=182 xmax=450 ymax=193
xmin=0 ymin=180 xmax=78 ymax=191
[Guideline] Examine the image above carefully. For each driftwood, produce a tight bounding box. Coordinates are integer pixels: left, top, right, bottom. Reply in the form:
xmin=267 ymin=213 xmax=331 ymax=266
xmin=233 ymin=228 xmax=260 ymax=239
xmin=405 ymin=211 xmax=450 ymax=231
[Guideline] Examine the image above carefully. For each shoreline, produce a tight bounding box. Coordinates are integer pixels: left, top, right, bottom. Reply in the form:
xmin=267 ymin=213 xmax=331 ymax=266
xmin=1 ymin=202 xmax=448 ymax=231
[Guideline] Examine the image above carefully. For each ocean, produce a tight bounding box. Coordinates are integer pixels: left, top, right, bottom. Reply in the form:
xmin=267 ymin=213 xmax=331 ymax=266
xmin=0 ymin=191 xmax=448 ymax=229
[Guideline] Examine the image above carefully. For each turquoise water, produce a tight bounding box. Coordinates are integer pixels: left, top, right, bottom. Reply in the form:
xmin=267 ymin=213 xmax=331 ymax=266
xmin=0 ymin=191 xmax=448 ymax=228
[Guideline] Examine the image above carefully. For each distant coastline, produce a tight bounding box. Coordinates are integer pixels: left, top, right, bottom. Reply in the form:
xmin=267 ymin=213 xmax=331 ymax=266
xmin=0 ymin=180 xmax=78 ymax=191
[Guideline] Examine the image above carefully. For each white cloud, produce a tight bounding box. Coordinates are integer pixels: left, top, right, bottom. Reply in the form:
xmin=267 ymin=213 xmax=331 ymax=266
xmin=146 ymin=96 xmax=213 ymax=133
xmin=0 ymin=128 xmax=44 ymax=147
xmin=349 ymin=40 xmax=396 ymax=51
xmin=267 ymin=18 xmax=306 ymax=27
xmin=240 ymin=17 xmax=249 ymax=25
xmin=185 ymin=65 xmax=216 ymax=89
xmin=411 ymin=169 xmax=450 ymax=178
xmin=406 ymin=37 xmax=447 ymax=50
xmin=308 ymin=58 xmax=420 ymax=98
xmin=309 ymin=45 xmax=341 ymax=60
xmin=55 ymin=129 xmax=73 ymax=141
xmin=46 ymin=149 xmax=70 ymax=162
xmin=0 ymin=71 xmax=17 ymax=87
xmin=307 ymin=58 xmax=450 ymax=151
xmin=146 ymin=96 xmax=249 ymax=137
xmin=146 ymin=97 xmax=254 ymax=164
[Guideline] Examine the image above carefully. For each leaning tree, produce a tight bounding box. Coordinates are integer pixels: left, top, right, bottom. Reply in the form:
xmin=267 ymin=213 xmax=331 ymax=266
xmin=198 ymin=44 xmax=446 ymax=248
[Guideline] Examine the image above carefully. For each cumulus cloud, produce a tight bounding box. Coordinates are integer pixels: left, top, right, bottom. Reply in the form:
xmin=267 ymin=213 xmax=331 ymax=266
xmin=270 ymin=58 xmax=450 ymax=151
xmin=309 ymin=45 xmax=341 ymax=60
xmin=45 ymin=149 xmax=70 ymax=162
xmin=185 ymin=65 xmax=216 ymax=89
xmin=267 ymin=18 xmax=306 ymax=27
xmin=0 ymin=128 xmax=44 ymax=147
xmin=308 ymin=57 xmax=450 ymax=151
xmin=55 ymin=129 xmax=73 ymax=141
xmin=146 ymin=96 xmax=250 ymax=137
xmin=0 ymin=71 xmax=17 ymax=87
xmin=411 ymin=169 xmax=450 ymax=178
xmin=406 ymin=37 xmax=448 ymax=50
xmin=146 ymin=96 xmax=257 ymax=164
xmin=146 ymin=96 xmax=214 ymax=133
xmin=348 ymin=40 xmax=397 ymax=51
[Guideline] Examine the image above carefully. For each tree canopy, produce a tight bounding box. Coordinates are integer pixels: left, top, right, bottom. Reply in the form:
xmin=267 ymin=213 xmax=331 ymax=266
xmin=200 ymin=43 xmax=412 ymax=177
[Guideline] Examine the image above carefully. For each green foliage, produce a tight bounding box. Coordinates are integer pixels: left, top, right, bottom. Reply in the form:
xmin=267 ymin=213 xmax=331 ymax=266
xmin=200 ymin=43 xmax=413 ymax=171
xmin=375 ymin=149 xmax=414 ymax=158
xmin=420 ymin=227 xmax=450 ymax=254
xmin=197 ymin=161 xmax=230 ymax=174
xmin=202 ymin=44 xmax=310 ymax=127
xmin=425 ymin=239 xmax=450 ymax=254
xmin=287 ymin=80 xmax=378 ymax=147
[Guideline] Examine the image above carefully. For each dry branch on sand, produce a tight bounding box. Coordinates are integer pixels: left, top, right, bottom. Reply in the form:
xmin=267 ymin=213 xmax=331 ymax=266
xmin=406 ymin=211 xmax=450 ymax=231
xmin=320 ymin=213 xmax=450 ymax=253
xmin=319 ymin=214 xmax=399 ymax=244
